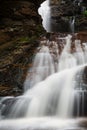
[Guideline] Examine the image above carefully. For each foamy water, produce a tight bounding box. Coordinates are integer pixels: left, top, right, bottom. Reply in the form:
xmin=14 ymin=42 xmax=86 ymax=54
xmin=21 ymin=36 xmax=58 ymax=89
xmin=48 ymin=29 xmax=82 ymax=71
xmin=0 ymin=32 xmax=87 ymax=129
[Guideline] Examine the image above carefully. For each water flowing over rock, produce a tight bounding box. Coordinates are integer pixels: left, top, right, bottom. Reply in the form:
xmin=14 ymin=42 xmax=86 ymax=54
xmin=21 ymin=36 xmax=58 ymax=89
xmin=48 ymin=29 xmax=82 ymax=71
xmin=24 ymin=44 xmax=55 ymax=90
xmin=0 ymin=0 xmax=87 ymax=129
xmin=0 ymin=0 xmax=45 ymax=96
xmin=0 ymin=35 xmax=87 ymax=119
xmin=0 ymin=34 xmax=87 ymax=130
xmin=39 ymin=0 xmax=87 ymax=32
xmin=38 ymin=0 xmax=51 ymax=32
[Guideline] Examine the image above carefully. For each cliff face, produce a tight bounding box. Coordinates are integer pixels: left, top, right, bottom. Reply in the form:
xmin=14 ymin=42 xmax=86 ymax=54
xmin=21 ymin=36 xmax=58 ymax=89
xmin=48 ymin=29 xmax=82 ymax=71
xmin=50 ymin=0 xmax=87 ymax=32
xmin=0 ymin=0 xmax=45 ymax=96
xmin=0 ymin=0 xmax=42 ymax=35
xmin=0 ymin=0 xmax=87 ymax=96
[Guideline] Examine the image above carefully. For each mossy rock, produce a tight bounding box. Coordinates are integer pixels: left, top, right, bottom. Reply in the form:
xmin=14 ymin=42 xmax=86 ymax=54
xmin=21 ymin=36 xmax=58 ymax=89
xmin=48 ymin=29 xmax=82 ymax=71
xmin=83 ymin=10 xmax=87 ymax=16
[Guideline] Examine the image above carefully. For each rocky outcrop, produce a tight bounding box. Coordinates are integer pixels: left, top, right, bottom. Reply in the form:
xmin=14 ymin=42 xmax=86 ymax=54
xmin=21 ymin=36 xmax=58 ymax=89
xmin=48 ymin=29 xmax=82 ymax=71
xmin=0 ymin=0 xmax=43 ymax=36
xmin=0 ymin=0 xmax=87 ymax=96
xmin=50 ymin=0 xmax=87 ymax=32
xmin=0 ymin=0 xmax=45 ymax=96
xmin=77 ymin=32 xmax=87 ymax=42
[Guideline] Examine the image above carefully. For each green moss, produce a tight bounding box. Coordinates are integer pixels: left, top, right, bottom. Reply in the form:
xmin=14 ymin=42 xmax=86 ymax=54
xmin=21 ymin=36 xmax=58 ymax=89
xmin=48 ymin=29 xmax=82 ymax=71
xmin=19 ymin=36 xmax=37 ymax=43
xmin=83 ymin=10 xmax=87 ymax=16
xmin=19 ymin=37 xmax=30 ymax=42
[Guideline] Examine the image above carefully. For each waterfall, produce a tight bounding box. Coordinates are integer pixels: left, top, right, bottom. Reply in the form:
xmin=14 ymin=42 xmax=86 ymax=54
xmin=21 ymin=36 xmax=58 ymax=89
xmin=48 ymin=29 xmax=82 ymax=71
xmin=58 ymin=35 xmax=77 ymax=71
xmin=8 ymin=66 xmax=85 ymax=118
xmin=0 ymin=34 xmax=85 ymax=119
xmin=0 ymin=33 xmax=87 ymax=129
xmin=0 ymin=0 xmax=87 ymax=128
xmin=25 ymin=65 xmax=86 ymax=118
xmin=24 ymin=44 xmax=55 ymax=90
xmin=82 ymin=42 xmax=87 ymax=63
xmin=70 ymin=17 xmax=75 ymax=33
xmin=74 ymin=40 xmax=85 ymax=64
xmin=38 ymin=0 xmax=51 ymax=32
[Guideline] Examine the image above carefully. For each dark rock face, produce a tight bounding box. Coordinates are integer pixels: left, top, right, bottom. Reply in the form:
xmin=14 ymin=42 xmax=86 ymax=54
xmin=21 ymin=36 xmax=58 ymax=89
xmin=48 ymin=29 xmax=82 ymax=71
xmin=0 ymin=0 xmax=45 ymax=96
xmin=0 ymin=0 xmax=87 ymax=96
xmin=50 ymin=0 xmax=87 ymax=32
xmin=0 ymin=0 xmax=41 ymax=35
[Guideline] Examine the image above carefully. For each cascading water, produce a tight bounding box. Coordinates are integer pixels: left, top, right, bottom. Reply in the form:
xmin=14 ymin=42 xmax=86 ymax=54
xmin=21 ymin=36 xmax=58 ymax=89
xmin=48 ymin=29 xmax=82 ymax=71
xmin=0 ymin=34 xmax=86 ymax=119
xmin=9 ymin=67 xmax=82 ymax=118
xmin=74 ymin=39 xmax=85 ymax=65
xmin=38 ymin=0 xmax=51 ymax=32
xmin=0 ymin=33 xmax=87 ymax=129
xmin=0 ymin=0 xmax=87 ymax=129
xmin=70 ymin=16 xmax=75 ymax=33
xmin=83 ymin=42 xmax=87 ymax=62
xmin=24 ymin=42 xmax=55 ymax=90
xmin=58 ymin=35 xmax=77 ymax=71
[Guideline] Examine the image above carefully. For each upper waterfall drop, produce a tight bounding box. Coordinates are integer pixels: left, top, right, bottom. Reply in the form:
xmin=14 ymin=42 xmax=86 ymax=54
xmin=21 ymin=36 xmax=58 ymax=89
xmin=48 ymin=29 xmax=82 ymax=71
xmin=38 ymin=0 xmax=87 ymax=33
xmin=38 ymin=0 xmax=51 ymax=32
xmin=69 ymin=16 xmax=75 ymax=33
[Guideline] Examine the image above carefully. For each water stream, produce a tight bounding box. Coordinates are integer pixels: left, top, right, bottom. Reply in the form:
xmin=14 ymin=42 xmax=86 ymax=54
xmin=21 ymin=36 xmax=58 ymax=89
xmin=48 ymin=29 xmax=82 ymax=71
xmin=38 ymin=0 xmax=51 ymax=32
xmin=0 ymin=33 xmax=87 ymax=128
xmin=0 ymin=0 xmax=87 ymax=129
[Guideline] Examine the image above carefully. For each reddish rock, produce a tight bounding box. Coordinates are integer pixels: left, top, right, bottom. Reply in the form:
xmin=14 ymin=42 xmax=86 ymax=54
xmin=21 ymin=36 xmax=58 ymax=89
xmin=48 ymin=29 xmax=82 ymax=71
xmin=77 ymin=31 xmax=87 ymax=42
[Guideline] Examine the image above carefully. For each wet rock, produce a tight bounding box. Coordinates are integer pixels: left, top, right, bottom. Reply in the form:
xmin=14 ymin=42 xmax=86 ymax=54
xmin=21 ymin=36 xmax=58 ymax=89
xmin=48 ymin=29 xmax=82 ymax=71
xmin=0 ymin=38 xmax=40 ymax=96
xmin=0 ymin=0 xmax=45 ymax=96
xmin=50 ymin=0 xmax=87 ymax=32
xmin=77 ymin=32 xmax=87 ymax=42
xmin=0 ymin=0 xmax=87 ymax=97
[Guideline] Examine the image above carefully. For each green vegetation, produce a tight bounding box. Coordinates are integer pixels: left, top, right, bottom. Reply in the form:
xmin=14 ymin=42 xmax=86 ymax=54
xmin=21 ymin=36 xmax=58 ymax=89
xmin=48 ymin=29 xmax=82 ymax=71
xmin=83 ymin=10 xmax=87 ymax=16
xmin=18 ymin=37 xmax=30 ymax=43
xmin=18 ymin=36 xmax=37 ymax=44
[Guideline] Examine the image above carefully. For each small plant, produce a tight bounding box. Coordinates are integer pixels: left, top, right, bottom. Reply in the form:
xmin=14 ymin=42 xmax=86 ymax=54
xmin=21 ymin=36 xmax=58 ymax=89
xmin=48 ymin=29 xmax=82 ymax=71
xmin=83 ymin=10 xmax=87 ymax=16
xmin=19 ymin=37 xmax=30 ymax=42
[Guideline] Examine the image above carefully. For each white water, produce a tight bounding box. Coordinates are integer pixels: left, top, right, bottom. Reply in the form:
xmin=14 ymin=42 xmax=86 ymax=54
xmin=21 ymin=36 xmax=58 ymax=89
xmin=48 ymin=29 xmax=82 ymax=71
xmin=58 ymin=36 xmax=86 ymax=71
xmin=2 ymin=35 xmax=86 ymax=119
xmin=38 ymin=0 xmax=51 ymax=32
xmin=0 ymin=0 xmax=87 ymax=129
xmin=58 ymin=35 xmax=77 ymax=71
xmin=83 ymin=42 xmax=87 ymax=62
xmin=0 ymin=34 xmax=87 ymax=129
xmin=0 ymin=117 xmax=80 ymax=130
xmin=74 ymin=40 xmax=85 ymax=65
xmin=70 ymin=17 xmax=75 ymax=33
xmin=24 ymin=45 xmax=55 ymax=90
